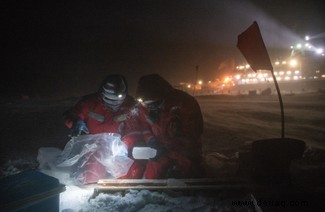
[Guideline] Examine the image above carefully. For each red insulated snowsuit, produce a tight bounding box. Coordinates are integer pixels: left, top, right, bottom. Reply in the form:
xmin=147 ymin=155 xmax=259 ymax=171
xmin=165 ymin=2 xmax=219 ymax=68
xmin=138 ymin=89 xmax=205 ymax=179
xmin=63 ymin=93 xmax=146 ymax=184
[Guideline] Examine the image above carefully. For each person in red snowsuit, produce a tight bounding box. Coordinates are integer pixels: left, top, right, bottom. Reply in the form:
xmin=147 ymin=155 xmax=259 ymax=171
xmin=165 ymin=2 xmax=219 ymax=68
xmin=135 ymin=74 xmax=205 ymax=179
xmin=63 ymin=74 xmax=146 ymax=184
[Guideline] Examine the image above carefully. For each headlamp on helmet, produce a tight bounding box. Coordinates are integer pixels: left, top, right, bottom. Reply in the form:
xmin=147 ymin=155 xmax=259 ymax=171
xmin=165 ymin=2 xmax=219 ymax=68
xmin=100 ymin=75 xmax=127 ymax=111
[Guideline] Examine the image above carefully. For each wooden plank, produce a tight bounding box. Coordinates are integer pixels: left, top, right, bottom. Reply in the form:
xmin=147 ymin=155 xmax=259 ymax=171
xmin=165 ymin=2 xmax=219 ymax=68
xmin=97 ymin=179 xmax=168 ymax=187
xmin=95 ymin=178 xmax=258 ymax=193
xmin=97 ymin=178 xmax=243 ymax=187
xmin=96 ymin=184 xmax=255 ymax=192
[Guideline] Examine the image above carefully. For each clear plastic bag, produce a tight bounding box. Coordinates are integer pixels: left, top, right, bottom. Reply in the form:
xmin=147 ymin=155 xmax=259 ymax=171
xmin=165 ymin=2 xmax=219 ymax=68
xmin=52 ymin=133 xmax=133 ymax=184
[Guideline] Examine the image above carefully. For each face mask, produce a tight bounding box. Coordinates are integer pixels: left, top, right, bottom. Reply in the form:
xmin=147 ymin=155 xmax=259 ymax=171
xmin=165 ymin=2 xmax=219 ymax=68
xmin=102 ymin=94 xmax=125 ymax=111
xmin=143 ymin=100 xmax=164 ymax=123
xmin=144 ymin=99 xmax=164 ymax=111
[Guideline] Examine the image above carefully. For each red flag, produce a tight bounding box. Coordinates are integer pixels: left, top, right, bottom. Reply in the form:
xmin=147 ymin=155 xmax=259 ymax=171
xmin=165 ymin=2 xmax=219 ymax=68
xmin=237 ymin=21 xmax=273 ymax=72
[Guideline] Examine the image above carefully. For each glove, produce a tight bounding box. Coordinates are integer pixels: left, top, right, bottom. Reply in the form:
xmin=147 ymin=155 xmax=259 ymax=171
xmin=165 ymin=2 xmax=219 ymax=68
xmin=127 ymin=141 xmax=146 ymax=158
xmin=70 ymin=120 xmax=89 ymax=137
xmin=147 ymin=138 xmax=166 ymax=161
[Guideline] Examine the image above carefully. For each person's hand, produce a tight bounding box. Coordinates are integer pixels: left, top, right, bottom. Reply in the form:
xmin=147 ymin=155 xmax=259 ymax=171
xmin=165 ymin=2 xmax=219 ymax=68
xmin=147 ymin=138 xmax=166 ymax=161
xmin=70 ymin=120 xmax=89 ymax=137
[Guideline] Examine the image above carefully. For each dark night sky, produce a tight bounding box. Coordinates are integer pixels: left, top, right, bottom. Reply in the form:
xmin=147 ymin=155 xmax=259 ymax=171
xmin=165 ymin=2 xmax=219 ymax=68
xmin=2 ymin=0 xmax=324 ymax=98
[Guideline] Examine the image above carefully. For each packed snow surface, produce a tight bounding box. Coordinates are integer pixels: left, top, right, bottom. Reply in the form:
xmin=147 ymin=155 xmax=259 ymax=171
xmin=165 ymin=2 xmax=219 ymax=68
xmin=1 ymin=93 xmax=325 ymax=211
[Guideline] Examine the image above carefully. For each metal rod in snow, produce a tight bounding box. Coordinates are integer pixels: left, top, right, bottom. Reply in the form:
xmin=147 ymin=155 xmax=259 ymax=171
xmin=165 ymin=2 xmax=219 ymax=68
xmin=270 ymin=68 xmax=285 ymax=138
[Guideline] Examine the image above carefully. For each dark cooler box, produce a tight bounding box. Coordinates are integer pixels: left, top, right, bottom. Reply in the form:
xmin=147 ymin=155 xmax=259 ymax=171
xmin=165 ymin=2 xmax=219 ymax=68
xmin=0 ymin=170 xmax=65 ymax=212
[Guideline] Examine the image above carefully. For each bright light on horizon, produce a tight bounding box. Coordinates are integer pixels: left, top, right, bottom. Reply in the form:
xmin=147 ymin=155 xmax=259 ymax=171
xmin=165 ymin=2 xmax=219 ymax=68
xmin=289 ymin=59 xmax=298 ymax=67
xmin=316 ymin=48 xmax=324 ymax=54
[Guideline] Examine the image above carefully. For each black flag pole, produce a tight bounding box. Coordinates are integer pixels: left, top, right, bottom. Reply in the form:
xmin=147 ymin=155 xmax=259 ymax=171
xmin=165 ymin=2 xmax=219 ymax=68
xmin=237 ymin=21 xmax=285 ymax=138
xmin=270 ymin=66 xmax=285 ymax=138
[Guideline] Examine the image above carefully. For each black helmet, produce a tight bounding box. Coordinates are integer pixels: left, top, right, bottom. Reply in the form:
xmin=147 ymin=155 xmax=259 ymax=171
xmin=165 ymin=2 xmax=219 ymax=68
xmin=100 ymin=74 xmax=128 ymax=111
xmin=135 ymin=74 xmax=173 ymax=101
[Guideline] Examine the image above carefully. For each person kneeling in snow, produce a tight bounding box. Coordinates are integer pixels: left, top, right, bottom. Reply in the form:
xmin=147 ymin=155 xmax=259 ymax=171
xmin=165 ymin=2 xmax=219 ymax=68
xmin=136 ymin=74 xmax=205 ymax=179
xmin=63 ymin=74 xmax=146 ymax=184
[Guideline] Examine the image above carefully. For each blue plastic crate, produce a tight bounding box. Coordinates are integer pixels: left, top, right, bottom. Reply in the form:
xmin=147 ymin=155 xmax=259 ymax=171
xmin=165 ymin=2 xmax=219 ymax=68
xmin=0 ymin=170 xmax=65 ymax=212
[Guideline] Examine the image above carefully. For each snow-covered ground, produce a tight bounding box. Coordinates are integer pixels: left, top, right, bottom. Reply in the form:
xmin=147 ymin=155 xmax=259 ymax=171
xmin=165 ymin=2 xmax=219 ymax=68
xmin=1 ymin=92 xmax=325 ymax=211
